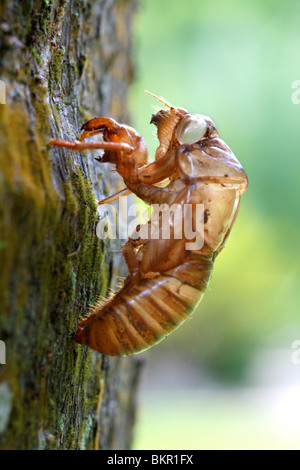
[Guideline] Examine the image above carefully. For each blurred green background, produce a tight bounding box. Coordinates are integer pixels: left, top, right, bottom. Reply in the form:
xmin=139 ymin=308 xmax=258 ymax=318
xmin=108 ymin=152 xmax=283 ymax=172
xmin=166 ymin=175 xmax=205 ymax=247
xmin=128 ymin=0 xmax=300 ymax=449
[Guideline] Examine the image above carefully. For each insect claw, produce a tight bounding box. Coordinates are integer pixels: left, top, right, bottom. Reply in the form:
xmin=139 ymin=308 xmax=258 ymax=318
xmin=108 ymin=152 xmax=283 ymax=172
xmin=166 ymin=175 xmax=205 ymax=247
xmin=80 ymin=120 xmax=90 ymax=131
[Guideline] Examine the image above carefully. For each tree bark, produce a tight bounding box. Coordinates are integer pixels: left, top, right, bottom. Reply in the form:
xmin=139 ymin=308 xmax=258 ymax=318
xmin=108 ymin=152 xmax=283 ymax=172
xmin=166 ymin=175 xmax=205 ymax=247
xmin=0 ymin=0 xmax=142 ymax=450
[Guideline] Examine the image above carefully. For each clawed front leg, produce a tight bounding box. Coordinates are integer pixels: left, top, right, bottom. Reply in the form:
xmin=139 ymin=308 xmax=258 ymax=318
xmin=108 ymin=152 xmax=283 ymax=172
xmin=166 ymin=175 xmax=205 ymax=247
xmin=49 ymin=115 xmax=178 ymax=207
xmin=49 ymin=116 xmax=135 ymax=161
xmin=49 ymin=138 xmax=134 ymax=153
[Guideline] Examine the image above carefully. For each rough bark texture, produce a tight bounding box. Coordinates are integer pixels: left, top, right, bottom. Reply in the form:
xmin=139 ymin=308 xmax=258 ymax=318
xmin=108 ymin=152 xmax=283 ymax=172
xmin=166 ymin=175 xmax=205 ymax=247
xmin=0 ymin=0 xmax=142 ymax=450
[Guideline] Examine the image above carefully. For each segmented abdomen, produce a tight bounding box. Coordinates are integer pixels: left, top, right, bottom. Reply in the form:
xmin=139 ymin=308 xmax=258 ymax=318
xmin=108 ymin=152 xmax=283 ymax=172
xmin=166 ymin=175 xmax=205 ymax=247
xmin=75 ymin=256 xmax=213 ymax=356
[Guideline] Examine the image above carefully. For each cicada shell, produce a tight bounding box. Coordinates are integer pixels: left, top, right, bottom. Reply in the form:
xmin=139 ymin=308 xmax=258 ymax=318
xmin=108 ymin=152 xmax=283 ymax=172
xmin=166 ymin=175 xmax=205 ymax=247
xmin=49 ymin=92 xmax=248 ymax=356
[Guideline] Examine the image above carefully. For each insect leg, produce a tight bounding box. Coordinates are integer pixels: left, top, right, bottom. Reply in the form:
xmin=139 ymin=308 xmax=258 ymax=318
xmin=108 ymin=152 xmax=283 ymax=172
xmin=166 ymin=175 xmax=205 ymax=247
xmin=49 ymin=138 xmax=134 ymax=153
xmin=97 ymin=188 xmax=132 ymax=205
xmin=125 ymin=181 xmax=170 ymax=205
xmin=122 ymin=240 xmax=141 ymax=285
xmin=136 ymin=149 xmax=176 ymax=184
xmin=119 ymin=148 xmax=177 ymax=204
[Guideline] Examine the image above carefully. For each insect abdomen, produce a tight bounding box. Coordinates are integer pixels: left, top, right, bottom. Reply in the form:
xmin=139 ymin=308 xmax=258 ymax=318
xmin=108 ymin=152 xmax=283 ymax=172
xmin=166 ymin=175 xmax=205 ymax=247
xmin=75 ymin=256 xmax=213 ymax=356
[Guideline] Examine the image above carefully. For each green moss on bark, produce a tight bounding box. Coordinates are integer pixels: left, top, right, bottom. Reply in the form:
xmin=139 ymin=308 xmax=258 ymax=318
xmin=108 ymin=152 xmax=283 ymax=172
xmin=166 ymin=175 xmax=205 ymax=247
xmin=0 ymin=102 xmax=111 ymax=449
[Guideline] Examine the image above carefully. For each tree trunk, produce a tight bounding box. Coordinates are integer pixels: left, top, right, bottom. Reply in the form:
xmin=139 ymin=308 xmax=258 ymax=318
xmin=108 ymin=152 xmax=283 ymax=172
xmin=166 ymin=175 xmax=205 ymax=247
xmin=0 ymin=0 xmax=142 ymax=450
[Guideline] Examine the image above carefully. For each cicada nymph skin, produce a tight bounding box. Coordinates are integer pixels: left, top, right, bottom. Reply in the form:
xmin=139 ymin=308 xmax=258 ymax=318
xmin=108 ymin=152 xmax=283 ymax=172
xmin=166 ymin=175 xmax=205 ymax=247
xmin=49 ymin=92 xmax=248 ymax=356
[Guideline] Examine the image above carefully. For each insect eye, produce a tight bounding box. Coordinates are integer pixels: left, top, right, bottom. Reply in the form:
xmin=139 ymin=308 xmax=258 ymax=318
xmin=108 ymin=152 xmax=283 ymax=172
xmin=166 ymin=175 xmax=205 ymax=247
xmin=176 ymin=115 xmax=208 ymax=145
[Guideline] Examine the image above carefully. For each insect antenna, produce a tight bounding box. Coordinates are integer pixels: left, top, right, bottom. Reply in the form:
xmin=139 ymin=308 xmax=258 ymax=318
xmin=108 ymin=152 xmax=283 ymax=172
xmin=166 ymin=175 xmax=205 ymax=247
xmin=143 ymin=89 xmax=173 ymax=109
